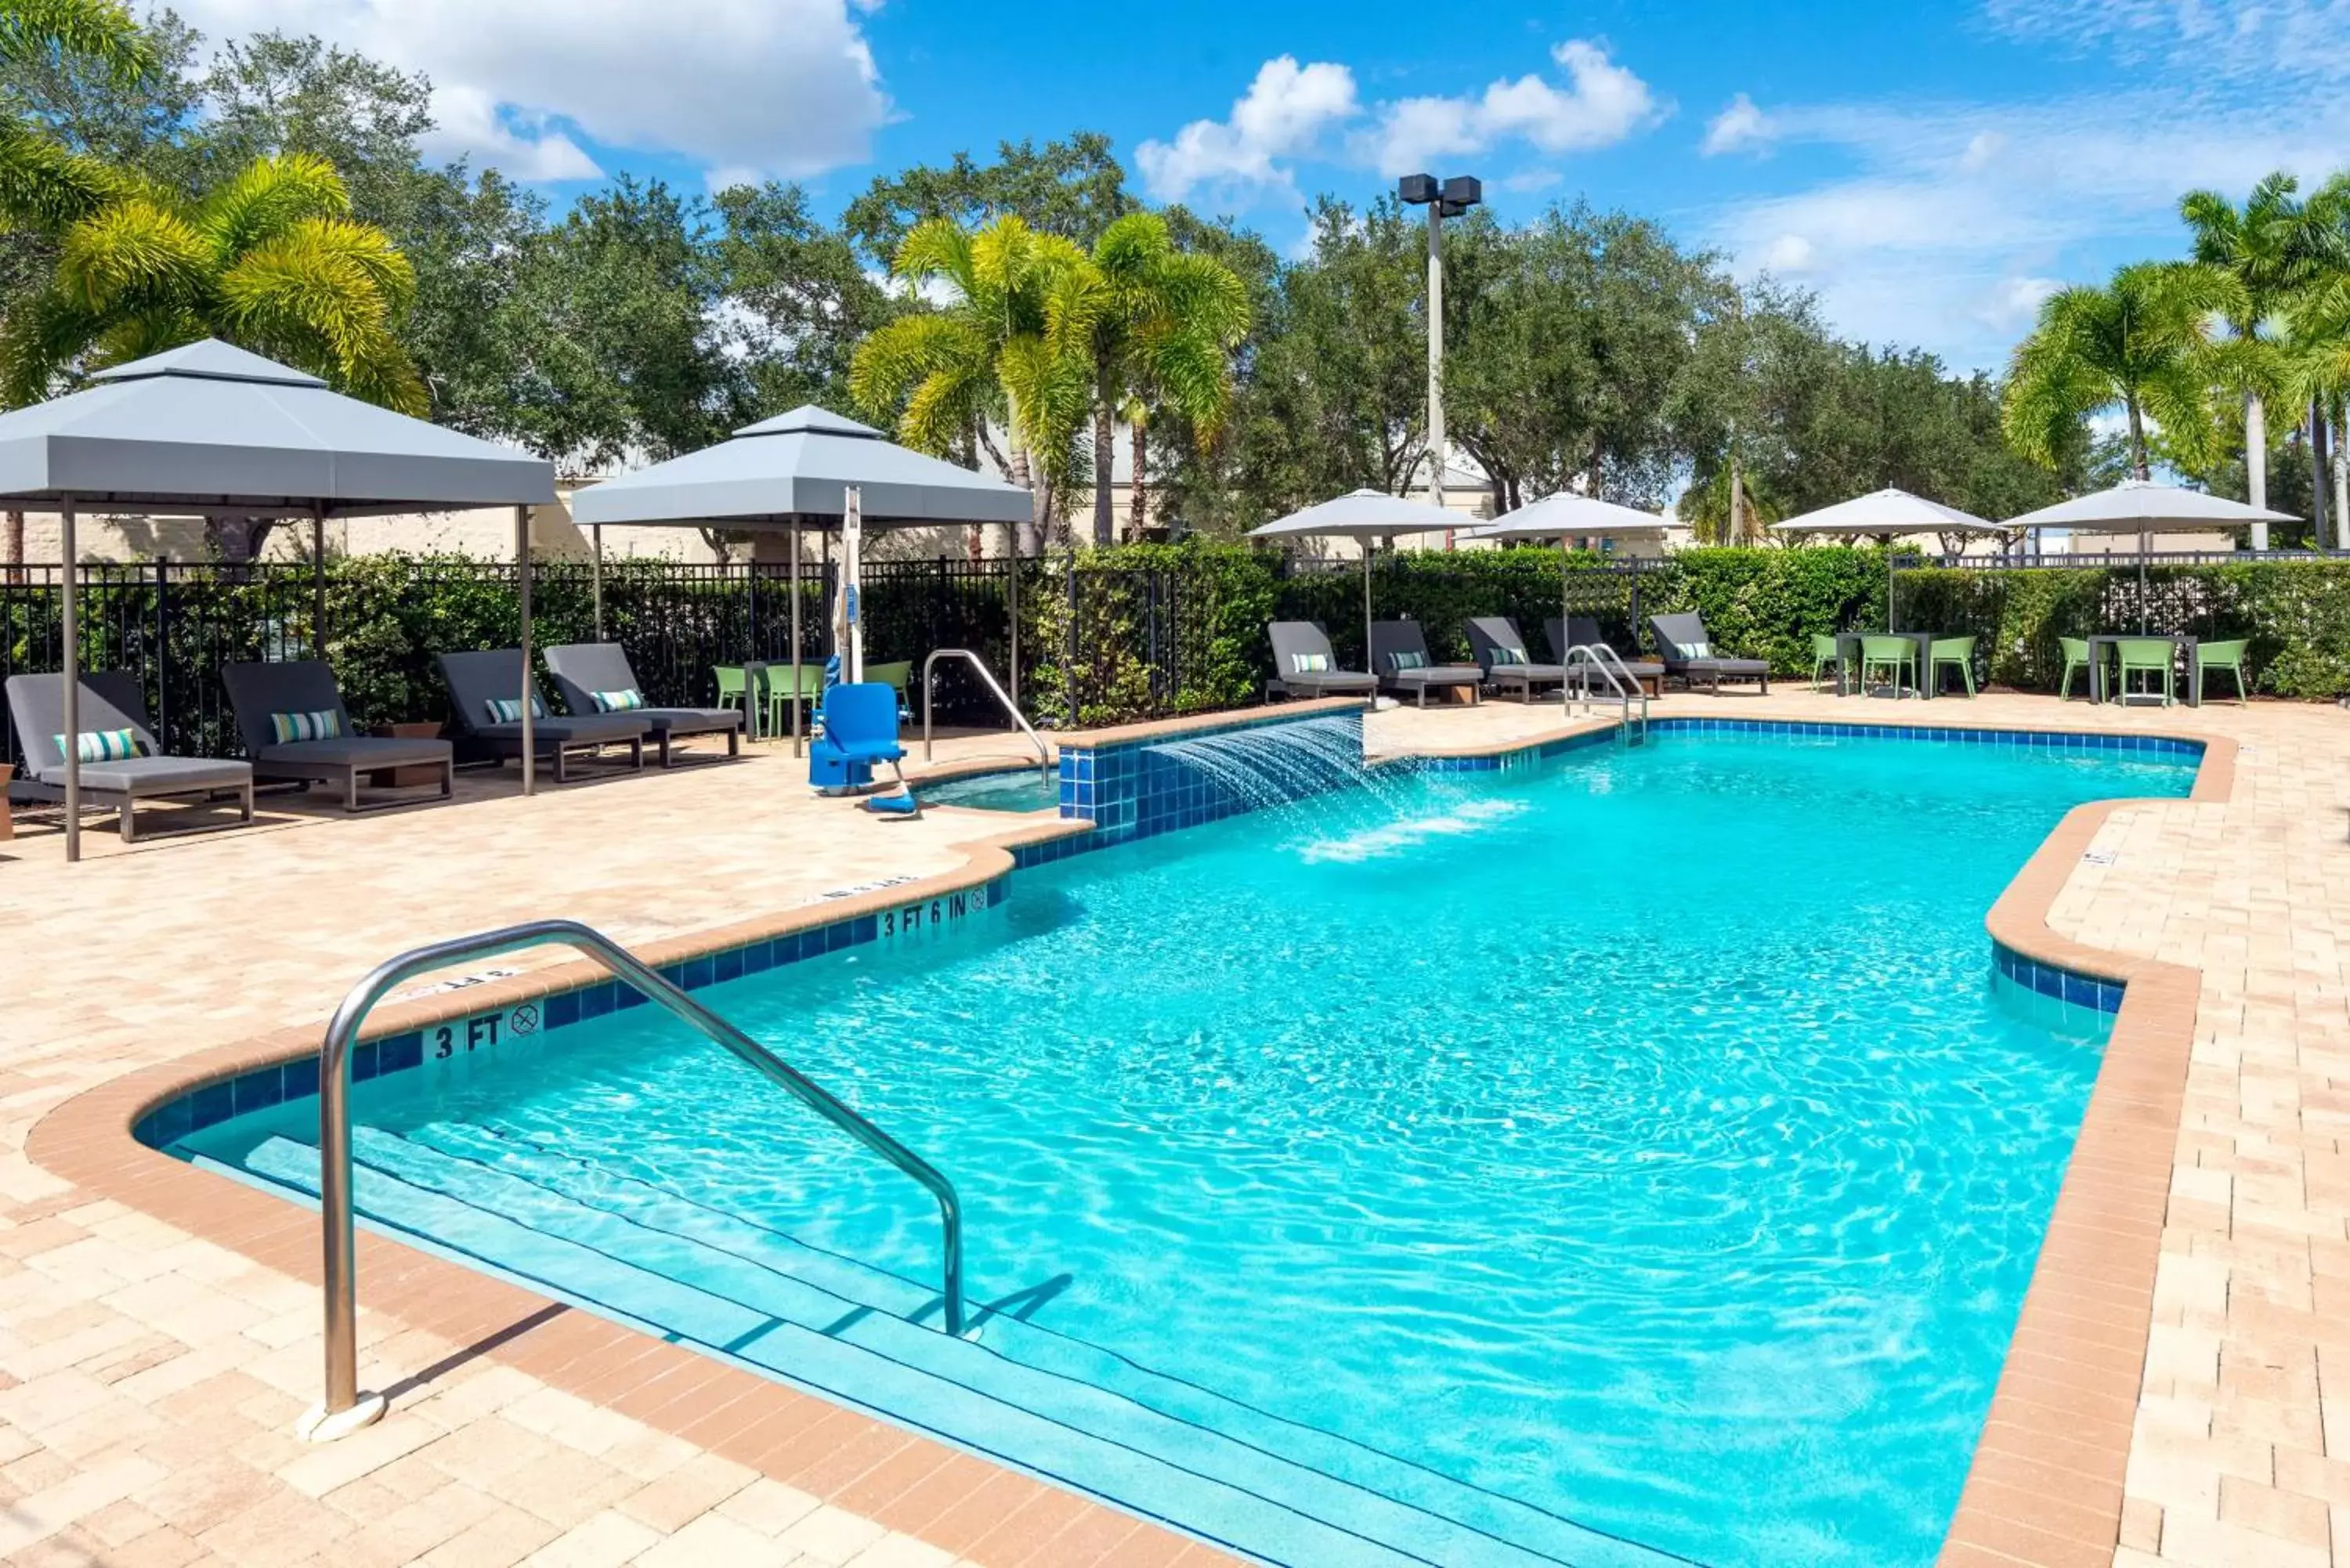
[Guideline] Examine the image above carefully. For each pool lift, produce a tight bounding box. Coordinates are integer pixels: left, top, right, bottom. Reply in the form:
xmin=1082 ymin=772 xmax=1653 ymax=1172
xmin=1564 ymin=644 xmax=1649 ymax=746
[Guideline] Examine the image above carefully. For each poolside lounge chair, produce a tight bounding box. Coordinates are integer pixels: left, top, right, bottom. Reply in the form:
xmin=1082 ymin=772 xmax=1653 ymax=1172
xmin=436 ymin=649 xmax=649 ymax=782
xmin=544 ymin=642 xmax=741 ymax=768
xmin=1548 ymin=617 xmax=1666 ymax=695
xmin=5 ymin=670 xmax=251 ymax=841
xmin=1465 ymin=617 xmax=1566 ymax=702
xmin=1647 ymin=612 xmax=1770 ymax=695
xmin=223 ymin=659 xmax=454 ymax=811
xmin=1266 ymin=623 xmax=1379 ymax=700
xmin=1369 ymin=622 xmax=1483 ymax=708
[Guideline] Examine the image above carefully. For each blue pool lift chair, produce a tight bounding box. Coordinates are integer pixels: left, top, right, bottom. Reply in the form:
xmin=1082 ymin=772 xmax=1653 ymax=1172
xmin=811 ymin=681 xmax=920 ymax=816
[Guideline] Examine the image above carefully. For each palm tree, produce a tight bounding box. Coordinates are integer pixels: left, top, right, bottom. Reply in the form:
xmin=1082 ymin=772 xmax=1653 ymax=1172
xmin=1 ymin=152 xmax=422 ymax=411
xmin=1081 ymin=212 xmax=1249 ymax=545
xmin=849 ymin=214 xmax=1100 ymax=555
xmin=2286 ymin=176 xmax=2350 ymax=546
xmin=2182 ymin=174 xmax=2318 ymax=540
xmin=2002 ymin=261 xmax=2240 ymax=481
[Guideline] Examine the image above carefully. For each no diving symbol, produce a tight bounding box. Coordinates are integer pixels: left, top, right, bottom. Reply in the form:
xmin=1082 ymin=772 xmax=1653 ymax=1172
xmin=508 ymin=1003 xmax=540 ymax=1037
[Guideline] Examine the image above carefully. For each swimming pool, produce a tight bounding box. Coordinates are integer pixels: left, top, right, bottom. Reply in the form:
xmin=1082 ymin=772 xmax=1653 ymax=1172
xmin=919 ymin=765 xmax=1058 ymax=812
xmin=166 ymin=722 xmax=2196 ymax=1567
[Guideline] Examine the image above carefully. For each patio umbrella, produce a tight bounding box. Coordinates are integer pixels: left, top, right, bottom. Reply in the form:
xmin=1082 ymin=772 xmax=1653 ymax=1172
xmin=0 ymin=338 xmax=555 ymax=861
xmin=831 ymin=486 xmax=864 ymax=685
xmin=2002 ymin=480 xmax=2298 ymax=631
xmin=1770 ymin=488 xmax=2009 ymax=627
xmin=1462 ymin=492 xmax=1670 ymax=661
xmin=1246 ymin=489 xmax=1463 ymax=668
xmin=573 ymin=406 xmax=1030 ymax=753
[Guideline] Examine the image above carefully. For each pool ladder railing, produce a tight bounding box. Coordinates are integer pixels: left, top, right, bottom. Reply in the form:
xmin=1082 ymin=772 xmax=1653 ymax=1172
xmin=920 ymin=648 xmax=1054 ymax=777
xmin=299 ymin=918 xmax=967 ymax=1443
xmin=1563 ymin=645 xmax=1649 ymax=744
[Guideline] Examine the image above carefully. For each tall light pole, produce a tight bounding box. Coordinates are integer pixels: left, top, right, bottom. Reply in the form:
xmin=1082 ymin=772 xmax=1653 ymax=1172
xmin=1398 ymin=174 xmax=1480 ymax=518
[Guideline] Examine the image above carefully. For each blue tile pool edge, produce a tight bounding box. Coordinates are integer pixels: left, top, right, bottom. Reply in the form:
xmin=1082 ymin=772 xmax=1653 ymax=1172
xmin=133 ymin=711 xmax=2204 ymax=1152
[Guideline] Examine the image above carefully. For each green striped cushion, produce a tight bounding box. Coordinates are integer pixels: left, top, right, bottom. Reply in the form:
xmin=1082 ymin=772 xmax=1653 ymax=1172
xmin=1390 ymin=650 xmax=1426 ymax=669
xmin=1490 ymin=646 xmax=1527 ymax=665
xmin=54 ymin=728 xmax=139 ymax=763
xmin=1292 ymin=652 xmax=1330 ymax=673
xmin=268 ymin=709 xmax=342 ymax=745
xmin=592 ymin=688 xmax=646 ymax=712
xmin=485 ymin=695 xmax=546 ymax=724
xmin=1676 ymin=640 xmax=1712 ymax=659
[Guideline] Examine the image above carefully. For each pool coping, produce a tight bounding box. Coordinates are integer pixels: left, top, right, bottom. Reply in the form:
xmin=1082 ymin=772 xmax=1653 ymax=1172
xmin=24 ymin=703 xmax=2236 ymax=1568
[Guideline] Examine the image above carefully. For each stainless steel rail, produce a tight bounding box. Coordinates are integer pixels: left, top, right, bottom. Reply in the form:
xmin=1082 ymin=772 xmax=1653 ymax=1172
xmin=304 ymin=918 xmax=967 ymax=1440
xmin=1563 ymin=645 xmax=1649 ymax=740
xmin=920 ymin=649 xmax=1053 ymax=772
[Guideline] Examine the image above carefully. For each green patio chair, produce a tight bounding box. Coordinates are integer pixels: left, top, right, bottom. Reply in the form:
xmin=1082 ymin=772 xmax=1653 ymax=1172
xmin=1859 ymin=634 xmax=1916 ymax=698
xmin=714 ymin=664 xmax=749 ymax=719
xmin=2057 ymin=637 xmax=2099 ymax=700
xmin=2115 ymin=637 xmax=2175 ymax=706
xmin=2195 ymin=639 xmax=2249 ymax=704
xmin=1929 ymin=635 xmax=1978 ymax=697
xmin=1810 ymin=633 xmax=1841 ymax=692
xmin=754 ymin=661 xmax=826 ymax=737
xmin=866 ymin=659 xmax=913 ymax=720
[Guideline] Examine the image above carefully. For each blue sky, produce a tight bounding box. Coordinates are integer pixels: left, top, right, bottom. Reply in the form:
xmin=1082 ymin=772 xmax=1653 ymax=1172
xmin=168 ymin=0 xmax=2350 ymax=373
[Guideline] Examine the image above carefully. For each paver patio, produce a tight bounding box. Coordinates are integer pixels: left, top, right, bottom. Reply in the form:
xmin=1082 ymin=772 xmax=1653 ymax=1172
xmin=2 ymin=688 xmax=2344 ymax=1566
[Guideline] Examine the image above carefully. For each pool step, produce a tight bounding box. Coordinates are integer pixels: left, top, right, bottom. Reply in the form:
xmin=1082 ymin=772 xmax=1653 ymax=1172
xmin=215 ymin=1133 xmax=1673 ymax=1568
xmin=404 ymin=1121 xmax=1676 ymax=1568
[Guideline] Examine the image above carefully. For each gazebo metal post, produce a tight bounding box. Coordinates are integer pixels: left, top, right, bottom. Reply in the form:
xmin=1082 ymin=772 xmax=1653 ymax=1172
xmin=591 ymin=524 xmax=604 ymax=641
xmin=516 ymin=504 xmax=534 ymax=797
xmin=312 ymin=504 xmax=328 ymax=659
xmin=60 ymin=493 xmax=79 ymax=863
xmin=1007 ymin=520 xmax=1021 ymax=714
xmin=789 ymin=519 xmax=803 ymax=757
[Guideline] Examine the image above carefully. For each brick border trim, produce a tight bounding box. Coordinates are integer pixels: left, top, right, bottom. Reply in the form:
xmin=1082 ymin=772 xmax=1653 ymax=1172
xmin=1939 ymin=732 xmax=2235 ymax=1568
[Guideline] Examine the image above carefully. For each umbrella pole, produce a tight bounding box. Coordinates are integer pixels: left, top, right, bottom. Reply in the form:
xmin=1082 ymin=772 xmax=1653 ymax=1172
xmin=516 ymin=504 xmax=533 ymax=798
xmin=591 ymin=524 xmax=604 ymax=641
xmin=60 ymin=494 xmax=78 ymax=865
xmin=2139 ymin=528 xmax=2149 ymax=635
xmin=790 ymin=520 xmax=802 ymax=757
xmin=1361 ymin=545 xmax=1372 ymax=674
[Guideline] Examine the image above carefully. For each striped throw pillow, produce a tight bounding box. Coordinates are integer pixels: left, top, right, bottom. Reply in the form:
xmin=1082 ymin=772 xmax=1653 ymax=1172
xmin=1293 ymin=652 xmax=1330 ymax=673
xmin=592 ymin=688 xmax=646 ymax=712
xmin=1390 ymin=650 xmax=1426 ymax=670
xmin=1675 ymin=640 xmax=1712 ymax=660
xmin=54 ymin=728 xmax=139 ymax=764
xmin=485 ymin=695 xmax=545 ymax=724
xmin=268 ymin=709 xmax=342 ymax=745
xmin=1491 ymin=646 xmax=1527 ymax=665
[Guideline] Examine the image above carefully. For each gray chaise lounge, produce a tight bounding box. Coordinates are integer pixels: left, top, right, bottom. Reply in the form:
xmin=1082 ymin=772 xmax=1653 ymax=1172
xmin=1266 ymin=622 xmax=1379 ymax=700
xmin=1548 ymin=617 xmax=1666 ymax=695
xmin=223 ymin=660 xmax=454 ymax=811
xmin=543 ymin=642 xmax=741 ymax=768
xmin=436 ymin=649 xmax=649 ymax=781
xmin=5 ymin=670 xmax=251 ymax=841
xmin=1466 ymin=617 xmax=1567 ymax=702
xmin=1648 ymin=612 xmax=1770 ymax=695
xmin=1369 ymin=622 xmax=1483 ymax=708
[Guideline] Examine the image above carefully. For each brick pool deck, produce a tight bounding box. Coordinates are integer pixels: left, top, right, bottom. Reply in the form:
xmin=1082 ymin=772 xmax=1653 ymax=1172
xmin=1 ymin=691 xmax=2343 ymax=1566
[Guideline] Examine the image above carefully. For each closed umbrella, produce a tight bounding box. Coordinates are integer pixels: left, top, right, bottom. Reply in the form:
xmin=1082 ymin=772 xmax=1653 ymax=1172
xmin=830 ymin=486 xmax=864 ymax=685
xmin=2003 ymin=481 xmax=2298 ymax=631
xmin=1247 ymin=489 xmax=1464 ymax=668
xmin=1771 ymin=488 xmax=2009 ymax=627
xmin=1462 ymin=492 xmax=1669 ymax=661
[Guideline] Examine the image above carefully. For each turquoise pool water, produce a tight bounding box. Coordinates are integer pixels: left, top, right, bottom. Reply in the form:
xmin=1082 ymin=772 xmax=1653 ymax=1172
xmin=175 ymin=727 xmax=2194 ymax=1568
xmin=919 ymin=766 xmax=1058 ymax=812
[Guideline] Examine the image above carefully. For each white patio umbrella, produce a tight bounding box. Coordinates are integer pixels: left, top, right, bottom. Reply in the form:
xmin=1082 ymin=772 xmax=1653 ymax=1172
xmin=831 ymin=486 xmax=864 ymax=684
xmin=2003 ymin=480 xmax=2298 ymax=631
xmin=1462 ymin=492 xmax=1670 ymax=655
xmin=1772 ymin=488 xmax=2009 ymax=627
xmin=1247 ymin=489 xmax=1464 ymax=667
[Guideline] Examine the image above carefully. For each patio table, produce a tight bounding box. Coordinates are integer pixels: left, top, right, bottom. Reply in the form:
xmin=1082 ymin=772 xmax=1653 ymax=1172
xmin=1833 ymin=631 xmax=1942 ymax=699
xmin=2086 ymin=633 xmax=2200 ymax=707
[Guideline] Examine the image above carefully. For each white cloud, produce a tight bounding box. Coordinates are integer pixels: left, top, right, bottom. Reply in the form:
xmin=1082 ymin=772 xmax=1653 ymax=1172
xmin=1361 ymin=40 xmax=1661 ymax=176
xmin=1762 ymin=233 xmax=1815 ymax=272
xmin=1983 ymin=0 xmax=2350 ymax=84
xmin=1135 ymin=56 xmax=1360 ymax=202
xmin=168 ymin=0 xmax=889 ymax=182
xmin=1958 ymin=131 xmax=2005 ymax=171
xmin=1701 ymin=92 xmax=1775 ymax=156
xmin=1979 ymin=275 xmax=2063 ymax=330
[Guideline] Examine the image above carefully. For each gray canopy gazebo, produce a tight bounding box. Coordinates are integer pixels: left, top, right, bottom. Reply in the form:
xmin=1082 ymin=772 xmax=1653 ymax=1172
xmin=571 ymin=406 xmax=1033 ymax=753
xmin=0 ymin=339 xmax=556 ymax=861
xmin=1247 ymin=490 xmax=1466 ymax=663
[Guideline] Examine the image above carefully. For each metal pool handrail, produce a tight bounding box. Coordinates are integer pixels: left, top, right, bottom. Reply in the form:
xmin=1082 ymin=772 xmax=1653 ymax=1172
xmin=307 ymin=918 xmax=967 ymax=1437
xmin=922 ymin=648 xmax=1053 ymax=773
xmin=1564 ymin=644 xmax=1649 ymax=738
